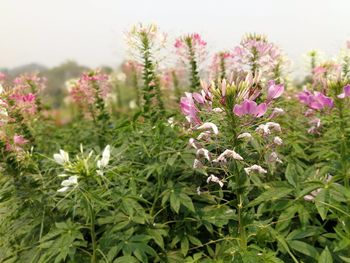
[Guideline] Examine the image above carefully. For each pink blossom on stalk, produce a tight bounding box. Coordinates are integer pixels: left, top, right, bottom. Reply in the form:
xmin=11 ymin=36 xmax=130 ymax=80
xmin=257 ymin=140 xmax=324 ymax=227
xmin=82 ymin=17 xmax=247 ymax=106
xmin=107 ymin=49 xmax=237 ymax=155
xmin=337 ymin=84 xmax=350 ymax=99
xmin=175 ymin=33 xmax=207 ymax=62
xmin=180 ymin=92 xmax=201 ymax=124
xmin=0 ymin=72 xmax=6 ymax=81
xmin=10 ymin=93 xmax=37 ymax=114
xmin=69 ymin=70 xmax=111 ymax=107
xmin=267 ymin=80 xmax=284 ymax=101
xmin=233 ymin=99 xmax=267 ymax=117
xmin=13 ymin=135 xmax=28 ymax=145
xmin=297 ymin=89 xmax=333 ymax=110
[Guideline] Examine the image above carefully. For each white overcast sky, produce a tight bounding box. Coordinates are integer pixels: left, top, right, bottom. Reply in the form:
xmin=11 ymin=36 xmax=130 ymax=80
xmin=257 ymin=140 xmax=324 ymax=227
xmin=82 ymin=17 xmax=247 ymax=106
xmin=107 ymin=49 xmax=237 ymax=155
xmin=1 ymin=0 xmax=350 ymax=73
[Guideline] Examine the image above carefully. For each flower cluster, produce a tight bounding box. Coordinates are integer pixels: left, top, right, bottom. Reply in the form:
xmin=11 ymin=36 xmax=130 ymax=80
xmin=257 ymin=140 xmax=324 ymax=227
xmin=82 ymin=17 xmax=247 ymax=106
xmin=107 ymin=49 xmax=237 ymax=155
xmin=54 ymin=145 xmax=111 ymax=193
xmin=175 ymin=33 xmax=207 ymax=63
xmin=232 ymin=34 xmax=285 ymax=79
xmin=69 ymin=70 xmax=111 ymax=109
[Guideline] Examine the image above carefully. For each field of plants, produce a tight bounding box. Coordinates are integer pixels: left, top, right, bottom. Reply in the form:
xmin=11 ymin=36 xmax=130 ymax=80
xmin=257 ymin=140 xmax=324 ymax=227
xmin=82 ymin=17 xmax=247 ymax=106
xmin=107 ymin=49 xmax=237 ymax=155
xmin=1 ymin=24 xmax=350 ymax=262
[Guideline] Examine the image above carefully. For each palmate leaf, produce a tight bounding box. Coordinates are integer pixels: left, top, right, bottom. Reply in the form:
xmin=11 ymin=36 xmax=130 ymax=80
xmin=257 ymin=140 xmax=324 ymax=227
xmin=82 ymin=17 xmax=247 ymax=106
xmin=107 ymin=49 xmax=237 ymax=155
xmin=247 ymin=187 xmax=293 ymax=208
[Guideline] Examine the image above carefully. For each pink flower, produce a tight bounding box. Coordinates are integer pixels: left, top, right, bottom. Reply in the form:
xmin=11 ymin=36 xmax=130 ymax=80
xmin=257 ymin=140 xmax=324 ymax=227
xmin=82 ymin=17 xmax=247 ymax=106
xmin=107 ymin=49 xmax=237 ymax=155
xmin=267 ymin=80 xmax=284 ymax=101
xmin=233 ymin=99 xmax=267 ymax=117
xmin=0 ymin=72 xmax=6 ymax=81
xmin=337 ymin=84 xmax=350 ymax=99
xmin=13 ymin=135 xmax=28 ymax=145
xmin=297 ymin=90 xmax=333 ymax=110
xmin=180 ymin=92 xmax=201 ymax=124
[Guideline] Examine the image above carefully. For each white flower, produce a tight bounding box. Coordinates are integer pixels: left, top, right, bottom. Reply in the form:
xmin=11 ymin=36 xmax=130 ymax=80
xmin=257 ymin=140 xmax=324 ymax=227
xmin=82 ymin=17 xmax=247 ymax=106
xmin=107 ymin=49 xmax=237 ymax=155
xmin=266 ymin=122 xmax=281 ymax=132
xmin=268 ymin=152 xmax=283 ymax=164
xmin=97 ymin=145 xmax=110 ymax=169
xmin=193 ymin=158 xmax=203 ymax=169
xmin=212 ymin=107 xmax=223 ymax=113
xmin=256 ymin=124 xmax=270 ymax=135
xmin=273 ymin=136 xmax=283 ymax=145
xmin=53 ymin=150 xmax=70 ymax=165
xmin=196 ymin=186 xmax=201 ymax=195
xmin=244 ymin=165 xmax=267 ymax=175
xmin=196 ymin=148 xmax=211 ymax=161
xmin=237 ymin=132 xmax=252 ymax=140
xmin=270 ymin=107 xmax=285 ymax=118
xmin=97 ymin=145 xmax=111 ymax=176
xmin=189 ymin=138 xmax=201 ymax=149
xmin=167 ymin=117 xmax=175 ymax=127
xmin=214 ymin=149 xmax=243 ymax=162
xmin=57 ymin=175 xmax=78 ymax=192
xmin=197 ymin=131 xmax=211 ymax=141
xmin=196 ymin=122 xmax=219 ymax=135
xmin=206 ymin=174 xmax=224 ymax=188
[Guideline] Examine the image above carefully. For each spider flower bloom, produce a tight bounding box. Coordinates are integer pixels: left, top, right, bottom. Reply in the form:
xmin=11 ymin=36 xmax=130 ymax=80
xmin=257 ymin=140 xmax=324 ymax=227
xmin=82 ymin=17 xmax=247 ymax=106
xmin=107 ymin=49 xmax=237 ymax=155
xmin=337 ymin=84 xmax=350 ymax=99
xmin=233 ymin=99 xmax=267 ymax=117
xmin=267 ymin=80 xmax=284 ymax=101
xmin=69 ymin=70 xmax=111 ymax=106
xmin=175 ymin=33 xmax=207 ymax=62
xmin=207 ymin=174 xmax=224 ymax=188
xmin=10 ymin=93 xmax=37 ymax=114
xmin=53 ymin=149 xmax=70 ymax=165
xmin=196 ymin=122 xmax=219 ymax=135
xmin=57 ymin=176 xmax=78 ymax=193
xmin=244 ymin=165 xmax=267 ymax=175
xmin=214 ymin=149 xmax=244 ymax=163
xmin=13 ymin=134 xmax=28 ymax=145
xmin=180 ymin=92 xmax=201 ymax=124
xmin=97 ymin=145 xmax=111 ymax=176
xmin=0 ymin=72 xmax=6 ymax=81
xmin=297 ymin=90 xmax=333 ymax=110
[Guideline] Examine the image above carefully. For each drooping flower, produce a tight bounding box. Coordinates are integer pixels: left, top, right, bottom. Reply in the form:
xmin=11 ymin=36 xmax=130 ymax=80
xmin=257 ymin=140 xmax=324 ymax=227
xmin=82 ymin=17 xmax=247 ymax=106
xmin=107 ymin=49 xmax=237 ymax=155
xmin=196 ymin=148 xmax=211 ymax=161
xmin=213 ymin=149 xmax=244 ymax=163
xmin=273 ymin=136 xmax=283 ymax=145
xmin=233 ymin=99 xmax=267 ymax=117
xmin=57 ymin=175 xmax=78 ymax=193
xmin=206 ymin=174 xmax=224 ymax=188
xmin=267 ymin=80 xmax=284 ymax=101
xmin=180 ymin=92 xmax=201 ymax=124
xmin=268 ymin=152 xmax=283 ymax=164
xmin=53 ymin=149 xmax=70 ymax=165
xmin=244 ymin=165 xmax=267 ymax=175
xmin=255 ymin=122 xmax=281 ymax=136
xmin=337 ymin=84 xmax=350 ymax=99
xmin=97 ymin=145 xmax=111 ymax=176
xmin=196 ymin=122 xmax=219 ymax=135
xmin=237 ymin=132 xmax=253 ymax=140
xmin=269 ymin=107 xmax=285 ymax=118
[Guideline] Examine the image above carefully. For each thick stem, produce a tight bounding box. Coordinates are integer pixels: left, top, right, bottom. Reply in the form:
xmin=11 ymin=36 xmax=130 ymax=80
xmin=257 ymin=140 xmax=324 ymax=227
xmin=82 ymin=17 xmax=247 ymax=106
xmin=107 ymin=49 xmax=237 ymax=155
xmin=89 ymin=202 xmax=97 ymax=263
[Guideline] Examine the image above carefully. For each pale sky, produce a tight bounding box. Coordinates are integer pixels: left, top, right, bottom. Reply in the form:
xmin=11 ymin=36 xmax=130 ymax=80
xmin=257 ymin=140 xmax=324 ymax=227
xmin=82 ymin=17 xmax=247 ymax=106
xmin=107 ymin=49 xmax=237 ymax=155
xmin=1 ymin=0 xmax=350 ymax=74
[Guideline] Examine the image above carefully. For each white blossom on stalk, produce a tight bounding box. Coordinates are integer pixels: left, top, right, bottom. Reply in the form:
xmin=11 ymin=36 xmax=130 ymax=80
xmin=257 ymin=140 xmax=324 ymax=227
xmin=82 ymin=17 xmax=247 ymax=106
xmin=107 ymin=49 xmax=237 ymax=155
xmin=97 ymin=145 xmax=111 ymax=176
xmin=196 ymin=122 xmax=219 ymax=135
xmin=214 ymin=149 xmax=244 ymax=163
xmin=237 ymin=132 xmax=252 ymax=140
xmin=196 ymin=148 xmax=211 ymax=161
xmin=273 ymin=136 xmax=283 ymax=145
xmin=269 ymin=107 xmax=285 ymax=118
xmin=206 ymin=174 xmax=224 ymax=188
xmin=244 ymin=165 xmax=267 ymax=175
xmin=266 ymin=122 xmax=281 ymax=132
xmin=212 ymin=107 xmax=223 ymax=113
xmin=57 ymin=176 xmax=78 ymax=192
xmin=53 ymin=150 xmax=70 ymax=165
xmin=189 ymin=138 xmax=201 ymax=149
xmin=268 ymin=152 xmax=283 ymax=164
xmin=193 ymin=158 xmax=203 ymax=169
xmin=197 ymin=131 xmax=211 ymax=141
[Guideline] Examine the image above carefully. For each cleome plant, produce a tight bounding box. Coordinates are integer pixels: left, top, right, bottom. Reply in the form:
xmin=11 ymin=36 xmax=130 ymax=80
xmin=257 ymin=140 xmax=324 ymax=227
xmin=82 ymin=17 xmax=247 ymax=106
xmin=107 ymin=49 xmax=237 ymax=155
xmin=0 ymin=25 xmax=350 ymax=263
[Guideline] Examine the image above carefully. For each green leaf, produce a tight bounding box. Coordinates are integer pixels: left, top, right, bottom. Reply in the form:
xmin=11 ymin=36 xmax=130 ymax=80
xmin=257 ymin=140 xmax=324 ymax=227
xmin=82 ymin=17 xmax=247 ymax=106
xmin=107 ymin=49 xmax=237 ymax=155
xmin=318 ymin=247 xmax=332 ymax=263
xmin=288 ymin=240 xmax=319 ymax=259
xmin=248 ymin=187 xmax=293 ymax=207
xmin=114 ymin=256 xmax=139 ymax=263
xmin=315 ymin=189 xmax=329 ymax=220
xmin=181 ymin=237 xmax=189 ymax=256
xmin=285 ymin=163 xmax=297 ymax=187
xmin=179 ymin=193 xmax=195 ymax=212
xmin=170 ymin=191 xmax=180 ymax=213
